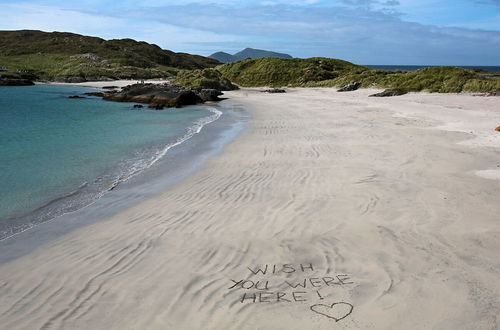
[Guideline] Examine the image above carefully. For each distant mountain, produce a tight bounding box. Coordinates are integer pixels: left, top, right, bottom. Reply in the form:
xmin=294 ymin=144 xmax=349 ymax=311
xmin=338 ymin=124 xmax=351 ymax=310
xmin=0 ymin=30 xmax=221 ymax=81
xmin=209 ymin=52 xmax=236 ymax=64
xmin=209 ymin=48 xmax=292 ymax=63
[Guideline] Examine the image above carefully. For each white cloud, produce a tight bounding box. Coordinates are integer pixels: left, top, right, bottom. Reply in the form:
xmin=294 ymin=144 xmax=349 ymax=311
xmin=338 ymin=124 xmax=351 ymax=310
xmin=1 ymin=1 xmax=499 ymax=64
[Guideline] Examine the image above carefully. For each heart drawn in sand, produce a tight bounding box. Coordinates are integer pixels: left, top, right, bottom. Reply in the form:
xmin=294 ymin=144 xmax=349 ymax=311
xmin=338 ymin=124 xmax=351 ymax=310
xmin=310 ymin=302 xmax=354 ymax=322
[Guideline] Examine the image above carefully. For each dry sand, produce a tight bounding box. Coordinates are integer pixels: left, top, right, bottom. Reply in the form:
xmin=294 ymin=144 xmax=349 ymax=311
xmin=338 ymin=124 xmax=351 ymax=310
xmin=40 ymin=79 xmax=169 ymax=88
xmin=1 ymin=88 xmax=499 ymax=330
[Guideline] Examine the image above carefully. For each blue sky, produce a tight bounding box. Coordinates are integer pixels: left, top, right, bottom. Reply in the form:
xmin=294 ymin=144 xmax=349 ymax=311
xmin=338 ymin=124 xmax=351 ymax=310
xmin=0 ymin=0 xmax=499 ymax=65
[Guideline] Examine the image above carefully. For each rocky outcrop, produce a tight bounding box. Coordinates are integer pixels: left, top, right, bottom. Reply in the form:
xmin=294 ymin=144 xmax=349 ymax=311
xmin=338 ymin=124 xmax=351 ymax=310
xmin=101 ymin=83 xmax=224 ymax=109
xmin=261 ymin=88 xmax=286 ymax=93
xmin=57 ymin=76 xmax=115 ymax=83
xmin=84 ymin=92 xmax=105 ymax=97
xmin=0 ymin=78 xmax=35 ymax=86
xmin=196 ymin=88 xmax=223 ymax=102
xmin=63 ymin=77 xmax=87 ymax=83
xmin=337 ymin=82 xmax=361 ymax=92
xmin=369 ymin=89 xmax=408 ymax=97
xmin=68 ymin=95 xmax=86 ymax=99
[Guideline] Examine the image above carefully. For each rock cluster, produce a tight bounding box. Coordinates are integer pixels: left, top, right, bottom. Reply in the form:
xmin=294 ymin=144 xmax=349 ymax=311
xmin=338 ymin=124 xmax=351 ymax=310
xmin=70 ymin=53 xmax=109 ymax=66
xmin=0 ymin=78 xmax=35 ymax=86
xmin=261 ymin=88 xmax=286 ymax=93
xmin=59 ymin=76 xmax=114 ymax=83
xmin=101 ymin=83 xmax=224 ymax=109
xmin=369 ymin=89 xmax=408 ymax=97
xmin=84 ymin=92 xmax=105 ymax=97
xmin=337 ymin=82 xmax=361 ymax=92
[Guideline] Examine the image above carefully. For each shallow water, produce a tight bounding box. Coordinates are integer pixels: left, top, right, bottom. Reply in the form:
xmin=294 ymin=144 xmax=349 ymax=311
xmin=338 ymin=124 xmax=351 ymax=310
xmin=0 ymin=85 xmax=219 ymax=239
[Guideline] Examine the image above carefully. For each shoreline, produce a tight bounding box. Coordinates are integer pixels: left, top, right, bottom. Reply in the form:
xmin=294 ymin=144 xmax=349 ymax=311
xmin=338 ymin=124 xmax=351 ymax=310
xmin=0 ymin=95 xmax=249 ymax=262
xmin=1 ymin=88 xmax=499 ymax=329
xmin=37 ymin=79 xmax=169 ymax=89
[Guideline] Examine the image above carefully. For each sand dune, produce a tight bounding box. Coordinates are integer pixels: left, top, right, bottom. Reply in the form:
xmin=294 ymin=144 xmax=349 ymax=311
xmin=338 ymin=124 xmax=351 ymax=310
xmin=1 ymin=88 xmax=499 ymax=329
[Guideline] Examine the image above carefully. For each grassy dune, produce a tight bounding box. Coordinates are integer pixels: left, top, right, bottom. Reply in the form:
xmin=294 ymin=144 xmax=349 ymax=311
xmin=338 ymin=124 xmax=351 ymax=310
xmin=215 ymin=57 xmax=500 ymax=93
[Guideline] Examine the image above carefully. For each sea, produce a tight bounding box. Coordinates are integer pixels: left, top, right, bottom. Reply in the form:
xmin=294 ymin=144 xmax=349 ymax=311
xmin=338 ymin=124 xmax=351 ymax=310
xmin=0 ymin=85 xmax=221 ymax=240
xmin=365 ymin=65 xmax=500 ymax=72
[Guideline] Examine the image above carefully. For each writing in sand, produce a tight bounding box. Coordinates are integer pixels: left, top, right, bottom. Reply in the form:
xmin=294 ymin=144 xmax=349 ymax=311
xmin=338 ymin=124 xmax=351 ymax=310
xmin=228 ymin=263 xmax=353 ymax=304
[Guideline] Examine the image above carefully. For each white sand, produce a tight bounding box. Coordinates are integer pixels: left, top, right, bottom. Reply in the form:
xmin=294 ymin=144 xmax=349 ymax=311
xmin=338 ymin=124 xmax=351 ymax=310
xmin=40 ymin=79 xmax=169 ymax=88
xmin=1 ymin=88 xmax=499 ymax=330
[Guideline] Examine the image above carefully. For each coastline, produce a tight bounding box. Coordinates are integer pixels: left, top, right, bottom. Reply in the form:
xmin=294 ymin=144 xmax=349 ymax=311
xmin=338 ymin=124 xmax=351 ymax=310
xmin=1 ymin=88 xmax=499 ymax=329
xmin=0 ymin=95 xmax=249 ymax=262
xmin=37 ymin=79 xmax=170 ymax=88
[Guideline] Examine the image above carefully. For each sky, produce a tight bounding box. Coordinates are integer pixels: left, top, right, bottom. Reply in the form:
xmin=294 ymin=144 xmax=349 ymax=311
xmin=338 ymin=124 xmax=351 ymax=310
xmin=0 ymin=0 xmax=499 ymax=65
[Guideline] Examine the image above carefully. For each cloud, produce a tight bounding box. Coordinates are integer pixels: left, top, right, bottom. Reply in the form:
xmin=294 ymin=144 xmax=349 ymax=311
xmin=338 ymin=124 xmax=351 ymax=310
xmin=118 ymin=3 xmax=500 ymax=64
xmin=0 ymin=3 xmax=240 ymax=54
xmin=0 ymin=1 xmax=498 ymax=65
xmin=383 ymin=0 xmax=400 ymax=5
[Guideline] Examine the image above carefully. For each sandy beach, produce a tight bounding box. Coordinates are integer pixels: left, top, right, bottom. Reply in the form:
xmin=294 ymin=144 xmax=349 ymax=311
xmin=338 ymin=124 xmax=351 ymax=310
xmin=1 ymin=88 xmax=499 ymax=330
xmin=40 ymin=79 xmax=169 ymax=89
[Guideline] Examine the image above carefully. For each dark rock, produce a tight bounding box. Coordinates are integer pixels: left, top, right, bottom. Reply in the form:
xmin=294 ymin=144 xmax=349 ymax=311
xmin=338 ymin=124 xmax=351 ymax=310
xmin=369 ymin=89 xmax=408 ymax=97
xmin=70 ymin=53 xmax=106 ymax=62
xmin=495 ymin=126 xmax=500 ymax=132
xmin=102 ymin=86 xmax=119 ymax=89
xmin=261 ymin=88 xmax=286 ymax=93
xmin=174 ymin=90 xmax=202 ymax=107
xmin=196 ymin=89 xmax=223 ymax=101
xmin=148 ymin=103 xmax=164 ymax=110
xmin=102 ymin=83 xmax=204 ymax=108
xmin=63 ymin=77 xmax=87 ymax=83
xmin=84 ymin=92 xmax=105 ymax=97
xmin=198 ymin=78 xmax=238 ymax=91
xmin=337 ymin=82 xmax=361 ymax=92
xmin=0 ymin=78 xmax=35 ymax=86
xmin=68 ymin=95 xmax=86 ymax=99
xmin=133 ymin=104 xmax=144 ymax=109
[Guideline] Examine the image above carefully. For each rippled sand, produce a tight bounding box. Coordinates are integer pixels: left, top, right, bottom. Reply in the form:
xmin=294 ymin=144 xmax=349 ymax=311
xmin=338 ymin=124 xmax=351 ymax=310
xmin=1 ymin=88 xmax=499 ymax=330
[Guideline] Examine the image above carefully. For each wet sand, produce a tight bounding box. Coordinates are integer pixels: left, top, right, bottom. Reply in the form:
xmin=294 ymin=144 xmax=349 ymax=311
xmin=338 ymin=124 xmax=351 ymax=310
xmin=0 ymin=88 xmax=499 ymax=330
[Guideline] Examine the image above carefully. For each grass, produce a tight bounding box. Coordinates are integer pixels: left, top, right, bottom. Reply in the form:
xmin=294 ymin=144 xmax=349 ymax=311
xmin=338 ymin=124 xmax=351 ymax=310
xmin=216 ymin=57 xmax=365 ymax=87
xmin=0 ymin=30 xmax=220 ymax=81
xmin=215 ymin=58 xmax=500 ymax=93
xmin=1 ymin=30 xmax=498 ymax=94
xmin=174 ymin=68 xmax=237 ymax=90
xmin=0 ymin=53 xmax=179 ymax=81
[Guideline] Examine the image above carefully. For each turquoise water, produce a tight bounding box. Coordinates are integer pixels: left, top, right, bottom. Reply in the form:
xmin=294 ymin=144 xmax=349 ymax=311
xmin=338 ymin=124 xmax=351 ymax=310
xmin=0 ymin=85 xmax=219 ymax=239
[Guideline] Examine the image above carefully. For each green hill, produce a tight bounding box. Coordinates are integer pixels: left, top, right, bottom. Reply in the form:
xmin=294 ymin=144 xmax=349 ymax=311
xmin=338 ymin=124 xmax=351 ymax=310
xmin=214 ymin=57 xmax=500 ymax=93
xmin=1 ymin=30 xmax=498 ymax=94
xmin=0 ymin=30 xmax=220 ymax=81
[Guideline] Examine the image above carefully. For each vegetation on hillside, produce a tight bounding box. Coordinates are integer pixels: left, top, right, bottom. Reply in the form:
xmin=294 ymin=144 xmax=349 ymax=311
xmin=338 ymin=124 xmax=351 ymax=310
xmin=0 ymin=53 xmax=179 ymax=81
xmin=1 ymin=30 xmax=498 ymax=94
xmin=174 ymin=68 xmax=238 ymax=90
xmin=0 ymin=30 xmax=220 ymax=81
xmin=217 ymin=57 xmax=362 ymax=87
xmin=216 ymin=58 xmax=500 ymax=93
